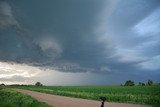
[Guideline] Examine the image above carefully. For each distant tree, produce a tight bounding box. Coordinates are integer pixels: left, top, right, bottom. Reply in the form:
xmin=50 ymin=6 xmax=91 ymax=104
xmin=0 ymin=83 xmax=5 ymax=86
xmin=146 ymin=80 xmax=153 ymax=86
xmin=138 ymin=82 xmax=142 ymax=86
xmin=142 ymin=83 xmax=145 ymax=86
xmin=124 ymin=80 xmax=135 ymax=86
xmin=35 ymin=82 xmax=43 ymax=86
xmin=138 ymin=82 xmax=145 ymax=86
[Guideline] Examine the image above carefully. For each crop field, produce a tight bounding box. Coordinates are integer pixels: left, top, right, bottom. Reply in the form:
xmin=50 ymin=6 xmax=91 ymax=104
xmin=11 ymin=85 xmax=160 ymax=106
xmin=0 ymin=87 xmax=51 ymax=107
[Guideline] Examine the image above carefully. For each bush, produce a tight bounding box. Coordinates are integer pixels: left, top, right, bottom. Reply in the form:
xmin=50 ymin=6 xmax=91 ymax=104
xmin=146 ymin=80 xmax=153 ymax=86
xmin=35 ymin=82 xmax=43 ymax=86
xmin=124 ymin=80 xmax=135 ymax=86
xmin=138 ymin=82 xmax=145 ymax=86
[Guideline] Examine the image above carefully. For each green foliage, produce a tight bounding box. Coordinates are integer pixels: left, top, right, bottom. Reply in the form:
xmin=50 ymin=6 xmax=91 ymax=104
xmin=11 ymin=85 xmax=160 ymax=106
xmin=35 ymin=82 xmax=43 ymax=86
xmin=0 ymin=83 xmax=5 ymax=86
xmin=124 ymin=80 xmax=135 ymax=86
xmin=146 ymin=80 xmax=153 ymax=86
xmin=0 ymin=88 xmax=51 ymax=107
xmin=138 ymin=82 xmax=145 ymax=86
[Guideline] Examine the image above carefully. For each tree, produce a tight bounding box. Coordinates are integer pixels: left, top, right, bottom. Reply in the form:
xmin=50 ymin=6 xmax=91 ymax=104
xmin=0 ymin=83 xmax=5 ymax=86
xmin=142 ymin=83 xmax=145 ymax=86
xmin=146 ymin=80 xmax=153 ymax=86
xmin=35 ymin=82 xmax=43 ymax=86
xmin=124 ymin=80 xmax=135 ymax=86
xmin=138 ymin=82 xmax=145 ymax=86
xmin=138 ymin=82 xmax=142 ymax=86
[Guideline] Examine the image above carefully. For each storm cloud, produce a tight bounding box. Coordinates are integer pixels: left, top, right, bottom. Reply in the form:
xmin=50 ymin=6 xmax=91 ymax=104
xmin=0 ymin=0 xmax=160 ymax=84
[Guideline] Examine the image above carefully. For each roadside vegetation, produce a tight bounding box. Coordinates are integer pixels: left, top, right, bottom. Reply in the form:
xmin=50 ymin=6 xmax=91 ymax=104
xmin=0 ymin=87 xmax=51 ymax=107
xmin=8 ymin=81 xmax=160 ymax=106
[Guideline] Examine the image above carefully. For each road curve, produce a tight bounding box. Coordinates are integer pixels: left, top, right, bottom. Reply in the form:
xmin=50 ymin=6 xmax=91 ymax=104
xmin=15 ymin=89 xmax=151 ymax=107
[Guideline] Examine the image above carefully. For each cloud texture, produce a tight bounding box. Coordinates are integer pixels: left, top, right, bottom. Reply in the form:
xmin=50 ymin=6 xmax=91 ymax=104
xmin=0 ymin=0 xmax=160 ymax=84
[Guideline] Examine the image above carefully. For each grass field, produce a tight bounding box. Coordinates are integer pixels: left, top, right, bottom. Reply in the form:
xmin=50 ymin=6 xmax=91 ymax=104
xmin=10 ymin=85 xmax=160 ymax=106
xmin=0 ymin=87 xmax=51 ymax=107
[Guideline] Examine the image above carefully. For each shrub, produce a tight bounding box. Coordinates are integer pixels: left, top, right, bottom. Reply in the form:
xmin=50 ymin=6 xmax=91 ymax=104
xmin=35 ymin=82 xmax=43 ymax=86
xmin=124 ymin=80 xmax=135 ymax=86
xmin=146 ymin=80 xmax=153 ymax=86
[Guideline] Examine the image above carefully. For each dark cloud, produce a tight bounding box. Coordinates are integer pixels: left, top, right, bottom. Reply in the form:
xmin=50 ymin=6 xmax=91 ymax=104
xmin=0 ymin=0 xmax=111 ymax=72
xmin=0 ymin=0 xmax=160 ymax=83
xmin=0 ymin=1 xmax=19 ymax=30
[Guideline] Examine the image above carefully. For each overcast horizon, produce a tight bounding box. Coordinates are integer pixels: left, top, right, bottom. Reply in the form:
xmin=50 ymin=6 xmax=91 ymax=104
xmin=0 ymin=0 xmax=160 ymax=85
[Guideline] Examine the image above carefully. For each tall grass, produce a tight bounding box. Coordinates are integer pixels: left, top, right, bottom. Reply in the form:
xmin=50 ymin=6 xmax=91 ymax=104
xmin=0 ymin=87 xmax=51 ymax=107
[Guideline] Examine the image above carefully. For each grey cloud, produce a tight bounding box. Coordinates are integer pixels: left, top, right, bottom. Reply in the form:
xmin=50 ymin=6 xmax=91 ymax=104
xmin=0 ymin=0 xmax=160 ymax=78
xmin=108 ymin=0 xmax=160 ymax=31
xmin=1 ymin=0 xmax=111 ymax=73
xmin=137 ymin=55 xmax=160 ymax=71
xmin=0 ymin=1 xmax=21 ymax=31
xmin=35 ymin=36 xmax=62 ymax=60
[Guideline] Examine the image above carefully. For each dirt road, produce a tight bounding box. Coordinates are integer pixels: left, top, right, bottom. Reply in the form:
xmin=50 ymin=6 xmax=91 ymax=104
xmin=15 ymin=89 xmax=151 ymax=107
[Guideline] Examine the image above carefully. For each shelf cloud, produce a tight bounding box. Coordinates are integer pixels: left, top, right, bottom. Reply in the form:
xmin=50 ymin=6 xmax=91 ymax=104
xmin=0 ymin=0 xmax=160 ymax=85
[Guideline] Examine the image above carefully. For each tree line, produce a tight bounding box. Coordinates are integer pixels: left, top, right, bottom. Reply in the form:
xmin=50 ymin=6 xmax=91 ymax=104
xmin=121 ymin=80 xmax=154 ymax=86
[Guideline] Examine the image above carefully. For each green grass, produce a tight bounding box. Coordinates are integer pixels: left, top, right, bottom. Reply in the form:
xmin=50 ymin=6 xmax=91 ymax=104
xmin=10 ymin=85 xmax=160 ymax=106
xmin=0 ymin=87 xmax=51 ymax=107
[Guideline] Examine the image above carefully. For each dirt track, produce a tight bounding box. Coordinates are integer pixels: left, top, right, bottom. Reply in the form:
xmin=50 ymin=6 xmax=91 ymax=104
xmin=15 ymin=89 xmax=151 ymax=107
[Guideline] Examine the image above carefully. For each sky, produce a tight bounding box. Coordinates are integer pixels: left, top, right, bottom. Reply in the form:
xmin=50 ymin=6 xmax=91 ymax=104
xmin=0 ymin=0 xmax=160 ymax=85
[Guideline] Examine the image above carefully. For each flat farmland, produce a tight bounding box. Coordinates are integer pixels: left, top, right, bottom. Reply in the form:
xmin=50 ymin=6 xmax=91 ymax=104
xmin=11 ymin=85 xmax=160 ymax=106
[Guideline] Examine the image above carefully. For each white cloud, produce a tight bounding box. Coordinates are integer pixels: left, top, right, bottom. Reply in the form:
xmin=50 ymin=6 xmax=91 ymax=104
xmin=0 ymin=61 xmax=107 ymax=85
xmin=0 ymin=62 xmax=42 ymax=84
